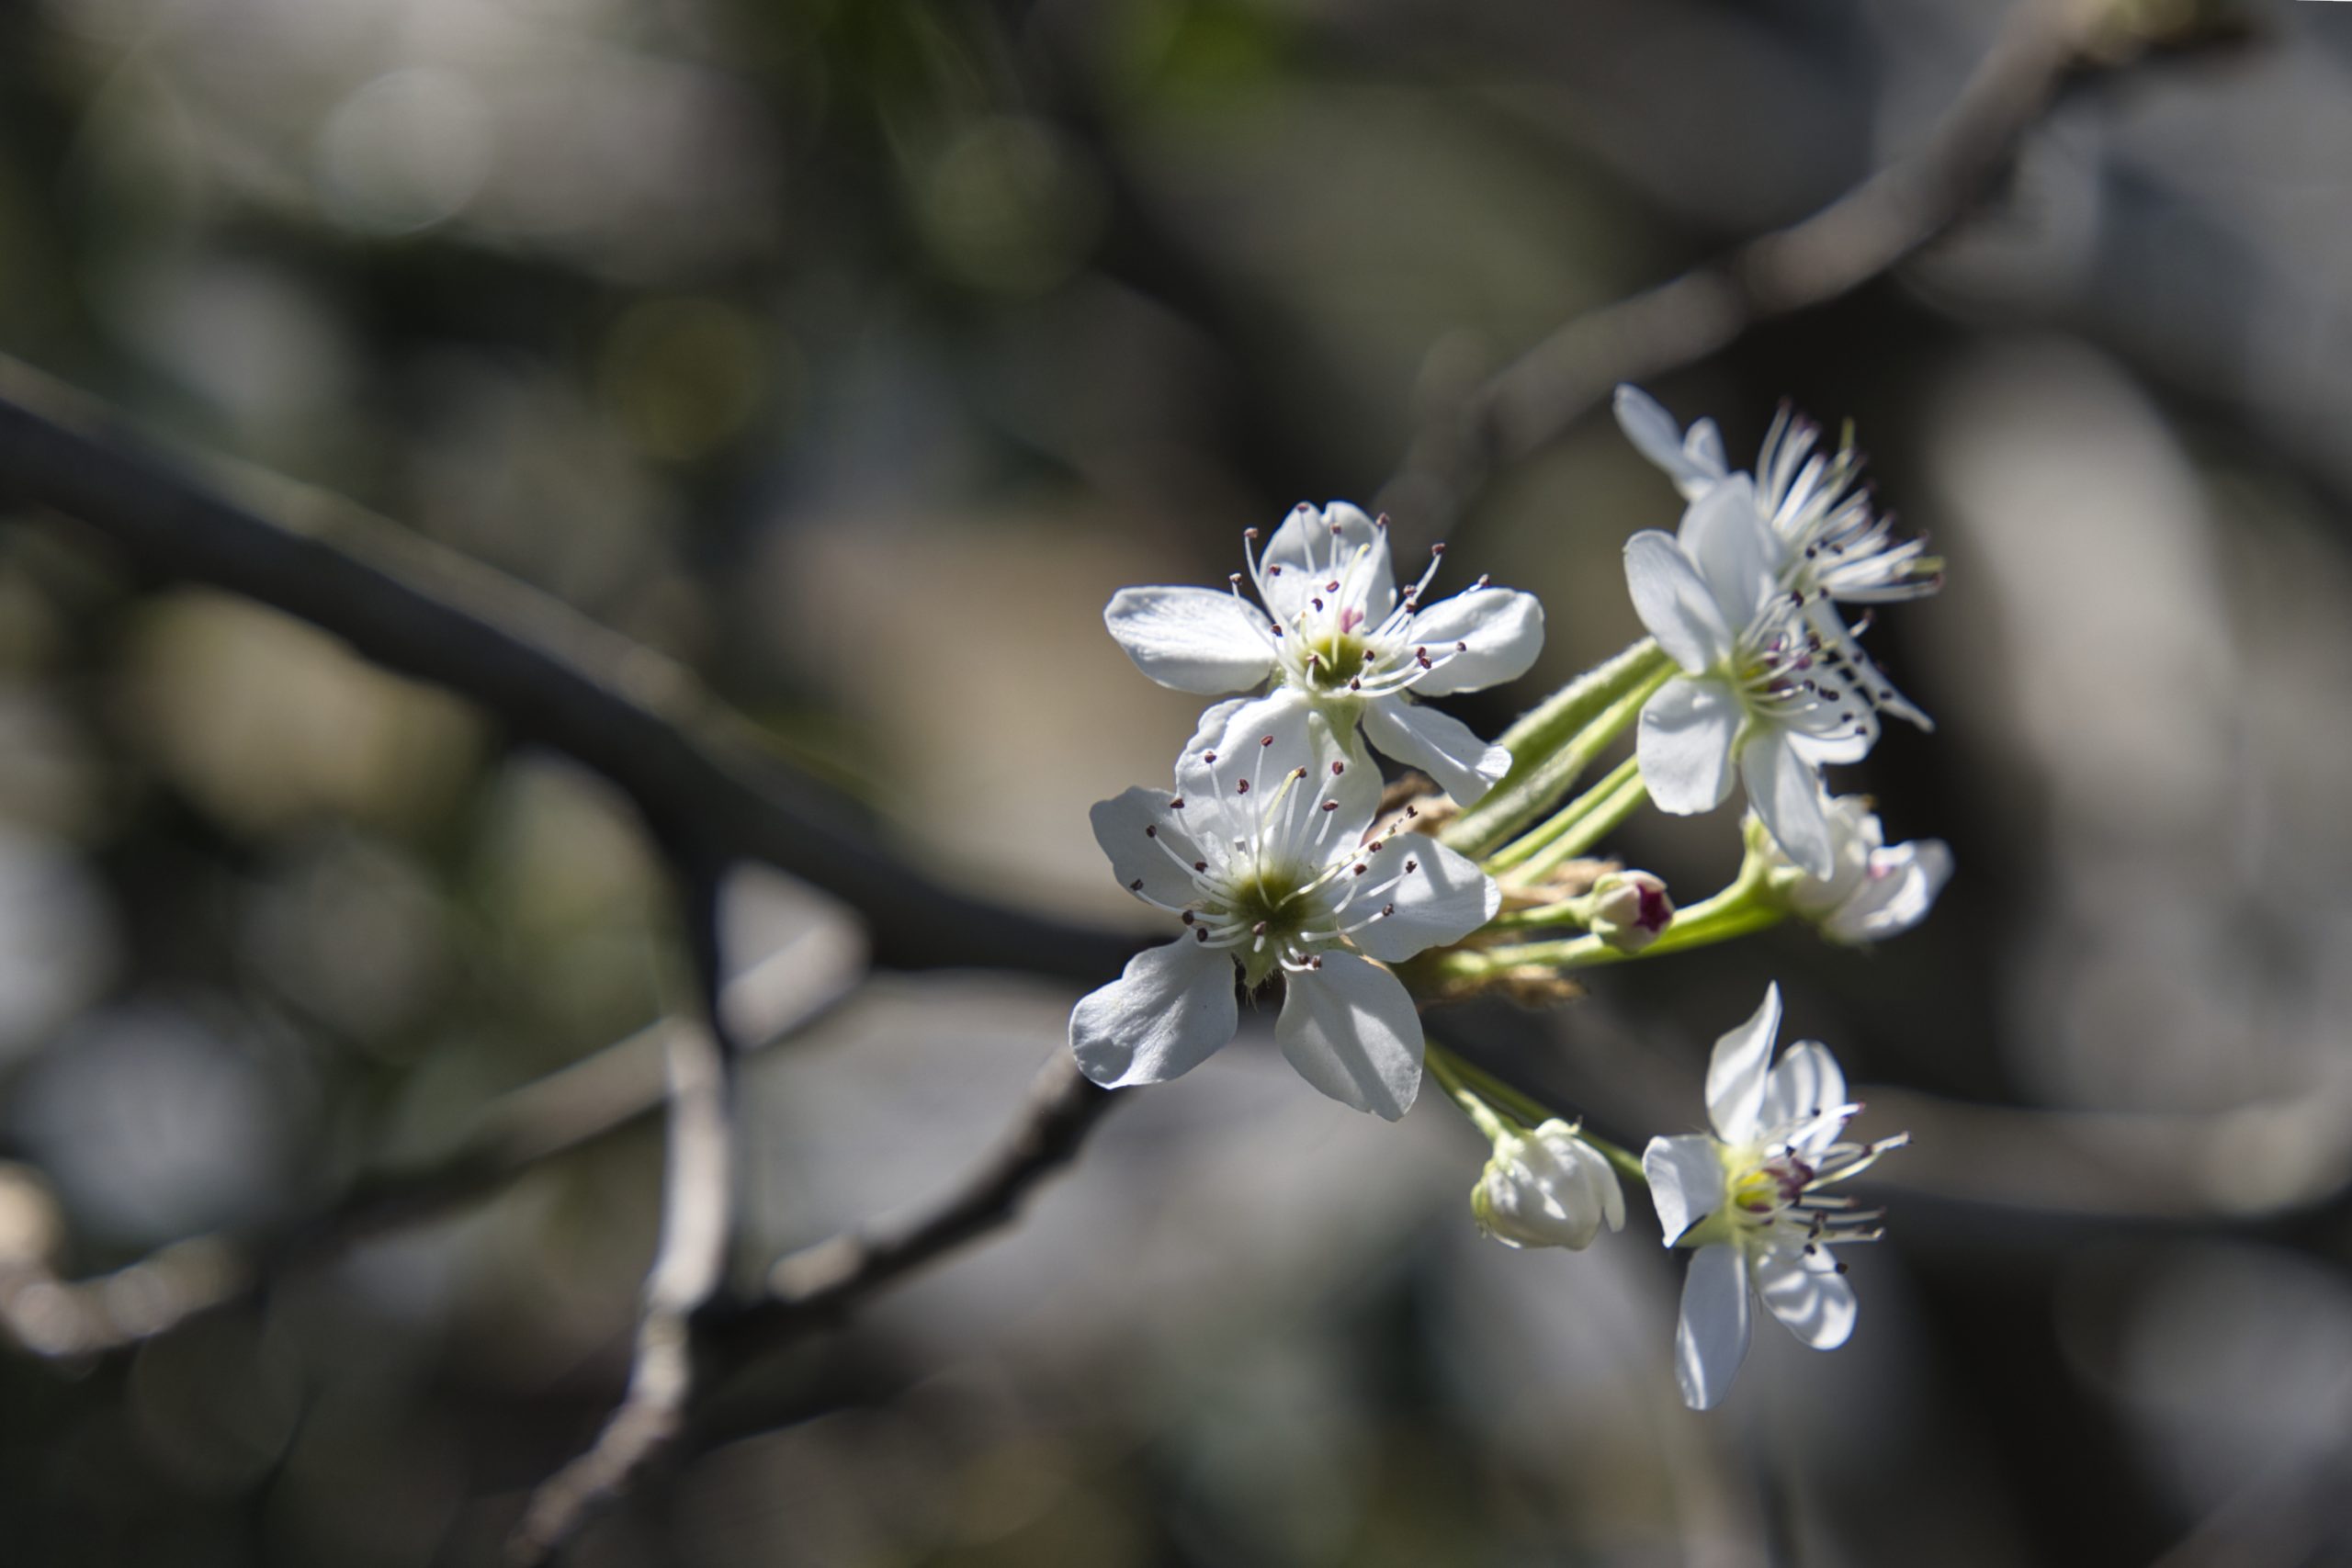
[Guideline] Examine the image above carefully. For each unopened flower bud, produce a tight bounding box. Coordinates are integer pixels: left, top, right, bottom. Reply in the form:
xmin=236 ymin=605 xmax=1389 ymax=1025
xmin=1587 ymin=870 xmax=1672 ymax=953
xmin=1471 ymin=1120 xmax=1626 ymax=1251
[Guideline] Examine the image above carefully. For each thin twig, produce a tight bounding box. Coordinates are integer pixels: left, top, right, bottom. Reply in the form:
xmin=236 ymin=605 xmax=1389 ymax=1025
xmin=496 ymin=1049 xmax=1119 ymax=1556
xmin=506 ymin=846 xmax=751 ymax=1562
xmin=0 ymin=918 xmax=865 ymax=1359
xmin=1379 ymin=0 xmax=2195 ymax=530
xmin=0 ymin=355 xmax=1136 ymax=984
xmin=707 ymin=1051 xmax=1118 ymax=1371
xmin=508 ymin=1011 xmax=737 ymax=1564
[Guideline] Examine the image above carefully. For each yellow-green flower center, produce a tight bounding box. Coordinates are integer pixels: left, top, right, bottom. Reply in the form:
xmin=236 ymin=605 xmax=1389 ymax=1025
xmin=1305 ymin=630 xmax=1373 ymax=690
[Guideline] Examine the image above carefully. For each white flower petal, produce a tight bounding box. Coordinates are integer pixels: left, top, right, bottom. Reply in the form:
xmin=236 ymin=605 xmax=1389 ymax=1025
xmin=1360 ymin=696 xmax=1510 ymax=806
xmin=1788 ymin=716 xmax=1878 ymax=769
xmin=1754 ymin=1246 xmax=1858 ymax=1350
xmin=1759 ymin=1041 xmax=1848 ymax=1145
xmin=1684 ymin=417 xmax=1727 ymax=487
xmin=1644 ymin=1134 xmax=1725 ymax=1245
xmin=1261 ymin=502 xmax=1395 ymax=625
xmin=1741 ymin=730 xmax=1835 ymax=880
xmin=1344 ymin=833 xmax=1498 ymax=963
xmin=1069 ymin=938 xmax=1238 ymax=1089
xmin=1676 ymin=476 xmax=1781 ymax=630
xmin=1674 ymin=1243 xmax=1754 ymax=1411
xmin=1172 ymin=695 xmax=1265 ymax=838
xmin=1636 ymin=676 xmax=1740 ymax=814
xmin=1623 ymin=532 xmax=1732 ymax=672
xmin=1176 ymin=691 xmax=1319 ymax=816
xmin=1811 ymin=610 xmax=1935 ymax=732
xmin=1705 ymin=983 xmax=1782 ymax=1145
xmin=1822 ymin=840 xmax=1952 ymax=944
xmin=1103 ymin=586 xmax=1277 ymax=694
xmin=1402 ymin=588 xmax=1545 ymax=696
xmin=1089 ymin=786 xmax=1204 ymax=907
xmin=1613 ymin=385 xmax=1727 ymax=499
xmin=1274 ymin=949 xmax=1422 ymax=1120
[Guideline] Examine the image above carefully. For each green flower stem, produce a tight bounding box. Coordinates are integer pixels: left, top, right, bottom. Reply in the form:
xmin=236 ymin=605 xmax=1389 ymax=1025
xmin=1453 ymin=852 xmax=1783 ymax=951
xmin=1424 ymin=1044 xmax=1513 ymax=1143
xmin=1425 ymin=1041 xmax=1646 ymax=1185
xmin=1490 ymin=760 xmax=1650 ymax=884
xmin=1442 ymin=640 xmax=1674 ymax=860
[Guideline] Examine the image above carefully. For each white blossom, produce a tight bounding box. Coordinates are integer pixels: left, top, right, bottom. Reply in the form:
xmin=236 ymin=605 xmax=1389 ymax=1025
xmin=1623 ymin=479 xmax=1876 ymax=877
xmin=1617 ymin=385 xmax=1939 ymax=729
xmin=1472 ymin=1119 xmax=1625 ymax=1250
xmin=1641 ymin=985 xmax=1906 ymax=1410
xmin=1766 ymin=795 xmax=1952 ymax=944
xmin=1070 ymin=699 xmax=1500 ymax=1119
xmin=1102 ymin=502 xmax=1544 ymax=804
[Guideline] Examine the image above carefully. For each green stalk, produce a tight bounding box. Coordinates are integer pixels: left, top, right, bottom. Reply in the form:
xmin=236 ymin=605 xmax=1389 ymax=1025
xmin=1491 ymin=762 xmax=1651 ymax=884
xmin=1425 ymin=1041 xmax=1645 ymax=1185
xmin=1442 ymin=640 xmax=1674 ymax=860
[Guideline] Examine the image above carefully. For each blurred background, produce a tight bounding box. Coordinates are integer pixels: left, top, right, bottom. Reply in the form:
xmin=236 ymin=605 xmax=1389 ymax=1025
xmin=0 ymin=0 xmax=2348 ymax=1562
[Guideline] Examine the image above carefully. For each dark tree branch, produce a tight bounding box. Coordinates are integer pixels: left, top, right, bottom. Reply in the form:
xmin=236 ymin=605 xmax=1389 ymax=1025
xmin=0 ymin=356 xmax=1136 ymax=983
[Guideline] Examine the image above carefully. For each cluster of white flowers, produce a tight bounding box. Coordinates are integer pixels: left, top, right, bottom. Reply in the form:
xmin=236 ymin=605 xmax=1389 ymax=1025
xmin=1070 ymin=388 xmax=1953 ymax=1412
xmin=1075 ymin=504 xmax=1535 ymax=1118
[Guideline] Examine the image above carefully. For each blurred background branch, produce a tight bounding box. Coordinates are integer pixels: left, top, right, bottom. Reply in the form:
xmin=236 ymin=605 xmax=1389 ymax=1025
xmin=1381 ymin=0 xmax=2246 ymax=530
xmin=0 ymin=358 xmax=1136 ymax=983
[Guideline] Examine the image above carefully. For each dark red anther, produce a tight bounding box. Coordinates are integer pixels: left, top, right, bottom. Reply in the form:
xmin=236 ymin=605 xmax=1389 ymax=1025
xmin=1145 ymin=825 xmax=1157 ymax=838
xmin=1321 ymin=800 xmax=1339 ymax=812
xmin=1382 ymin=903 xmax=1395 ymax=917
xmin=1129 ymin=879 xmax=1143 ymax=890
xmin=1236 ymin=779 xmax=1250 ymax=795
xmin=1169 ymin=797 xmax=1185 ymax=808
xmin=1261 ymin=735 xmax=1274 ymax=747
xmin=1404 ymin=859 xmax=1418 ymax=873
xmin=1193 ymin=860 xmax=1206 ymax=872
xmin=1330 ymin=761 xmax=1344 ymax=774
